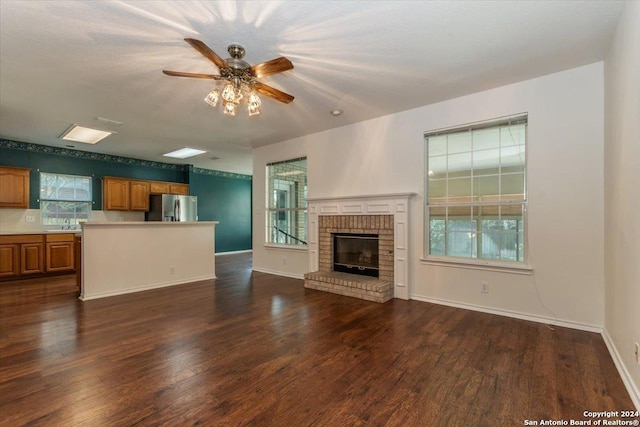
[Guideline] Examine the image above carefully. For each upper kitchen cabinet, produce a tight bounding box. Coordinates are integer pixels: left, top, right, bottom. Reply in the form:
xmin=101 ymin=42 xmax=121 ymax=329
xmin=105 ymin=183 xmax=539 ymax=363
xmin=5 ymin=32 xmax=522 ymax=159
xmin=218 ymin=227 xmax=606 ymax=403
xmin=103 ymin=177 xmax=130 ymax=210
xmin=103 ymin=177 xmax=149 ymax=211
xmin=0 ymin=166 xmax=30 ymax=209
xmin=149 ymin=181 xmax=170 ymax=195
xmin=169 ymin=183 xmax=189 ymax=195
xmin=150 ymin=181 xmax=189 ymax=195
xmin=129 ymin=180 xmax=150 ymax=211
xmin=104 ymin=177 xmax=188 ymax=211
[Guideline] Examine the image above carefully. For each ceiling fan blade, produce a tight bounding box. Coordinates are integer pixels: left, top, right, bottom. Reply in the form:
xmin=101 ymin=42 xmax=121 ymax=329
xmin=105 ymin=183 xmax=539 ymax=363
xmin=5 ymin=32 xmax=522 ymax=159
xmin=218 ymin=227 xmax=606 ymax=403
xmin=163 ymin=70 xmax=222 ymax=79
xmin=184 ymin=38 xmax=228 ymax=70
xmin=250 ymin=57 xmax=294 ymax=78
xmin=253 ymin=81 xmax=294 ymax=104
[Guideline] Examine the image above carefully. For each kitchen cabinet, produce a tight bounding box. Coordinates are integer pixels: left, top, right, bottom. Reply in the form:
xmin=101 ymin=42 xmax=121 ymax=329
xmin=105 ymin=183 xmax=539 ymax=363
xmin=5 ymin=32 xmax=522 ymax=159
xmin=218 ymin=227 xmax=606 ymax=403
xmin=0 ymin=243 xmax=19 ymax=278
xmin=169 ymin=183 xmax=189 ymax=195
xmin=103 ymin=177 xmax=130 ymax=211
xmin=0 ymin=234 xmax=45 ymax=278
xmin=150 ymin=181 xmax=189 ymax=195
xmin=21 ymin=241 xmax=44 ymax=275
xmin=104 ymin=177 xmax=187 ymax=211
xmin=129 ymin=180 xmax=150 ymax=211
xmin=45 ymin=234 xmax=74 ymax=273
xmin=0 ymin=166 xmax=30 ymax=209
xmin=149 ymin=181 xmax=170 ymax=194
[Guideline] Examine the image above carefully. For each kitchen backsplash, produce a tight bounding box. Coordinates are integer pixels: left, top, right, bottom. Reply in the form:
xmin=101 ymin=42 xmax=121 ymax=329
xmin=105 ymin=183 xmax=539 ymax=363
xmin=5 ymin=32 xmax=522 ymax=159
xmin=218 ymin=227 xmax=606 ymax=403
xmin=0 ymin=208 xmax=144 ymax=233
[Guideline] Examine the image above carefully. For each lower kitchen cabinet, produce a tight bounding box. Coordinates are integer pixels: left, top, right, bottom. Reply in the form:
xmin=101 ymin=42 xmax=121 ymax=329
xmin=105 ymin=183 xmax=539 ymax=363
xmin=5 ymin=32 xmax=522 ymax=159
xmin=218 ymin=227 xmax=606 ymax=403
xmin=0 ymin=243 xmax=19 ymax=278
xmin=21 ymin=242 xmax=44 ymax=275
xmin=0 ymin=234 xmax=75 ymax=280
xmin=46 ymin=234 xmax=75 ymax=273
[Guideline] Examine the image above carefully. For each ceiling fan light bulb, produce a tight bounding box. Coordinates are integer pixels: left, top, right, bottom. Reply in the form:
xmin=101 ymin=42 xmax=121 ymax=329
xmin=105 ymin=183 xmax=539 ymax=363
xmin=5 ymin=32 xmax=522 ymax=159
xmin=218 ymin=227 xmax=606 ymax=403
xmin=248 ymin=103 xmax=261 ymax=116
xmin=249 ymin=92 xmax=261 ymax=107
xmin=204 ymin=89 xmax=220 ymax=107
xmin=222 ymin=83 xmax=235 ymax=102
xmin=224 ymin=102 xmax=236 ymax=116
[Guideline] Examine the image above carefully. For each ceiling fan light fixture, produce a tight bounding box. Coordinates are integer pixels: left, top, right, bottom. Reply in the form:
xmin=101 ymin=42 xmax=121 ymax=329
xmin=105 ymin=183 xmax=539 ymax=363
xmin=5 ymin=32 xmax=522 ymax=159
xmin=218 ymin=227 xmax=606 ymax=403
xmin=163 ymin=39 xmax=294 ymax=117
xmin=223 ymin=101 xmax=236 ymax=116
xmin=204 ymin=89 xmax=220 ymax=107
xmin=222 ymin=83 xmax=235 ymax=103
xmin=248 ymin=91 xmax=261 ymax=116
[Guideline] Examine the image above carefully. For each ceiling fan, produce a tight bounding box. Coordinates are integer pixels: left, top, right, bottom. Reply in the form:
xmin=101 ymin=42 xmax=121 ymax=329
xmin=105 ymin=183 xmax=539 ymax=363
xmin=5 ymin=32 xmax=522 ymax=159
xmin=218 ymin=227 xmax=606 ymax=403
xmin=163 ymin=38 xmax=294 ymax=116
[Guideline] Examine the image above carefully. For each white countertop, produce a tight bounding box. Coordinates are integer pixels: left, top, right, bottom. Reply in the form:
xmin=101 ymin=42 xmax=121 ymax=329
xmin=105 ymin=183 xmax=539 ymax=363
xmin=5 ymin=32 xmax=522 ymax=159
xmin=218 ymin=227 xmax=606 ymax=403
xmin=81 ymin=221 xmax=218 ymax=227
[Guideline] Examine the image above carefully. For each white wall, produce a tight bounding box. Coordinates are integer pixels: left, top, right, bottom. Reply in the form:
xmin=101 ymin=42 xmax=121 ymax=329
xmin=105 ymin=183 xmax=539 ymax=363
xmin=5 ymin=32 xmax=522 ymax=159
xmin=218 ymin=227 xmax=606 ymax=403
xmin=253 ymin=62 xmax=605 ymax=329
xmin=604 ymin=0 xmax=640 ymax=407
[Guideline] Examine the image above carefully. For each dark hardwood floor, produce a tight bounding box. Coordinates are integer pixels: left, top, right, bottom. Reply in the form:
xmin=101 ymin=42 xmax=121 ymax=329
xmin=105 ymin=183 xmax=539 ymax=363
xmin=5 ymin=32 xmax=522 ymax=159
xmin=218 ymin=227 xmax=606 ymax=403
xmin=0 ymin=253 xmax=634 ymax=426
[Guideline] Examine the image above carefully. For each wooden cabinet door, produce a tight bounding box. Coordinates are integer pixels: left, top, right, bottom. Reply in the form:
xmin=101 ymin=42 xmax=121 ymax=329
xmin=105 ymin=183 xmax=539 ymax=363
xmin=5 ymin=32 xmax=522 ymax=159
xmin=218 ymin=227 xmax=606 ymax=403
xmin=169 ymin=183 xmax=189 ymax=195
xmin=0 ymin=244 xmax=20 ymax=278
xmin=149 ymin=181 xmax=170 ymax=194
xmin=46 ymin=234 xmax=74 ymax=272
xmin=0 ymin=166 xmax=30 ymax=208
xmin=130 ymin=181 xmax=150 ymax=211
xmin=103 ymin=177 xmax=129 ymax=211
xmin=20 ymin=243 xmax=44 ymax=275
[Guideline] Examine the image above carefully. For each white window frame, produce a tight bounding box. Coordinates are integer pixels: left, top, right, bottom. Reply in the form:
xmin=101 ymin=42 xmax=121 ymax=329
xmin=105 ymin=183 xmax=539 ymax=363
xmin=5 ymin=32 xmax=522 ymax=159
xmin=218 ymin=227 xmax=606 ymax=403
xmin=423 ymin=114 xmax=531 ymax=272
xmin=265 ymin=157 xmax=307 ymax=247
xmin=40 ymin=172 xmax=92 ymax=229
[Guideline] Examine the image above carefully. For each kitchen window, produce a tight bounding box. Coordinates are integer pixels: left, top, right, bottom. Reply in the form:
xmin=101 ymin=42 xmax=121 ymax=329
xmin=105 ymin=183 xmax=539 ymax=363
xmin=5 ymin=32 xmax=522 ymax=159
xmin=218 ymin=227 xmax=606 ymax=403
xmin=425 ymin=114 xmax=527 ymax=264
xmin=40 ymin=172 xmax=92 ymax=228
xmin=266 ymin=157 xmax=307 ymax=246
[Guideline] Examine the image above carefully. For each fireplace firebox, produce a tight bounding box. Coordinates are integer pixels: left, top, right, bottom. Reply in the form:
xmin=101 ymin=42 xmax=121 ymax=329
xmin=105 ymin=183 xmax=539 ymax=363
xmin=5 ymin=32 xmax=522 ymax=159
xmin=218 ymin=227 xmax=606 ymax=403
xmin=333 ymin=233 xmax=379 ymax=278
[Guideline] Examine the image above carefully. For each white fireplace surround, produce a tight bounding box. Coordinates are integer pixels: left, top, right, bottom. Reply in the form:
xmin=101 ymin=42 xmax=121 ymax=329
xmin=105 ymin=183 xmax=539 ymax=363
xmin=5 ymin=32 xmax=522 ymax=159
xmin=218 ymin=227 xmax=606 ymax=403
xmin=307 ymin=193 xmax=416 ymax=300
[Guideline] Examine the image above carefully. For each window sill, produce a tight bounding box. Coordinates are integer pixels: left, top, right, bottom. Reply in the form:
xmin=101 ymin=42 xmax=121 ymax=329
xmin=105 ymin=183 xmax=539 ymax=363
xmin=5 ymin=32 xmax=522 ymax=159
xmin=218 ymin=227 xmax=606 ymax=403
xmin=264 ymin=243 xmax=308 ymax=252
xmin=420 ymin=256 xmax=533 ymax=275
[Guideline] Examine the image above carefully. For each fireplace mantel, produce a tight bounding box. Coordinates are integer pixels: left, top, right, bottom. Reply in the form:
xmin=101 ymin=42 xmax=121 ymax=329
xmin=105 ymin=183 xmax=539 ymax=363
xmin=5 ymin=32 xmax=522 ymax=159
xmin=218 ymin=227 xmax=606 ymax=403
xmin=307 ymin=193 xmax=415 ymax=300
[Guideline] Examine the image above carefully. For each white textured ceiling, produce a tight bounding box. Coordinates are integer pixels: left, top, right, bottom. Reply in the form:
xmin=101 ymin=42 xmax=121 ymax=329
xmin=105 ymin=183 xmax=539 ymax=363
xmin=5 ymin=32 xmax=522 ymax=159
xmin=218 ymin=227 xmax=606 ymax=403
xmin=0 ymin=0 xmax=624 ymax=175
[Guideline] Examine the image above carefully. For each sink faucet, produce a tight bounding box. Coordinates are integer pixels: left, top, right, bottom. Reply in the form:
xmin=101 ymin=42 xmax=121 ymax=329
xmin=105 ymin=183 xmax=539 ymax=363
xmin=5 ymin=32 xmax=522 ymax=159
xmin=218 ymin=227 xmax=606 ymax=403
xmin=62 ymin=218 xmax=71 ymax=230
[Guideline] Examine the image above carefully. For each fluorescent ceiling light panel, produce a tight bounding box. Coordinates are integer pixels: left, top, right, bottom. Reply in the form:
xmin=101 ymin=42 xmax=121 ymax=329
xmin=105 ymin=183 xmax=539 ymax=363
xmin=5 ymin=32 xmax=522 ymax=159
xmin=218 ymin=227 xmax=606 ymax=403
xmin=60 ymin=124 xmax=113 ymax=144
xmin=163 ymin=147 xmax=207 ymax=159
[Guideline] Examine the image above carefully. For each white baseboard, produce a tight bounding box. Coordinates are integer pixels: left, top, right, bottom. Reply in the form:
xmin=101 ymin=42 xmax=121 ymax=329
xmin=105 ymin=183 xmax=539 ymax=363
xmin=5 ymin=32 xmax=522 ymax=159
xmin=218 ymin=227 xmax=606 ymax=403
xmin=410 ymin=294 xmax=603 ymax=333
xmin=602 ymin=329 xmax=640 ymax=410
xmin=251 ymin=267 xmax=304 ymax=280
xmin=79 ymin=275 xmax=216 ymax=301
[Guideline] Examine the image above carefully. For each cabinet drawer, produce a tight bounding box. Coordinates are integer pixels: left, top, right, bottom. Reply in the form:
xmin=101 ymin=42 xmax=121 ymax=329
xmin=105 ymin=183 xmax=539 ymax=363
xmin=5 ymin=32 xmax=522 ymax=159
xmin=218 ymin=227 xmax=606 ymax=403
xmin=45 ymin=233 xmax=75 ymax=243
xmin=0 ymin=234 xmax=44 ymax=244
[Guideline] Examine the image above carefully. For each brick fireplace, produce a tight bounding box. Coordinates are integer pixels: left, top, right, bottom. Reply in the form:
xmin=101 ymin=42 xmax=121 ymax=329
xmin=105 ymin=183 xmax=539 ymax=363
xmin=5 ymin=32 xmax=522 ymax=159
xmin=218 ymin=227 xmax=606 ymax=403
xmin=305 ymin=193 xmax=414 ymax=302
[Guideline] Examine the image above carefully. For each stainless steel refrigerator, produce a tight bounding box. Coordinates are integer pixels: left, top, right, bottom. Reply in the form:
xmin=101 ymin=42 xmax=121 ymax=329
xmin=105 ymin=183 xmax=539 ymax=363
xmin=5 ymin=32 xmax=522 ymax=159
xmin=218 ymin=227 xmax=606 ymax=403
xmin=146 ymin=194 xmax=198 ymax=222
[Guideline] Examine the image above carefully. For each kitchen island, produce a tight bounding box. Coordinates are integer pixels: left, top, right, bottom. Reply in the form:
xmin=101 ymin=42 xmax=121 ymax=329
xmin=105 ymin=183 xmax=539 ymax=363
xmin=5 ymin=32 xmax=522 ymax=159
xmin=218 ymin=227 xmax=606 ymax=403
xmin=80 ymin=221 xmax=218 ymax=300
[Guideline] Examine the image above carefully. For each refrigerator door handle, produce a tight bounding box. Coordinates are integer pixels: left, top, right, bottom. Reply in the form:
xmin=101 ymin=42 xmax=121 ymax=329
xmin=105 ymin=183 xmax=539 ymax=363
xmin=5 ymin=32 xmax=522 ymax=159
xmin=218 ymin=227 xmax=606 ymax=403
xmin=175 ymin=198 xmax=180 ymax=221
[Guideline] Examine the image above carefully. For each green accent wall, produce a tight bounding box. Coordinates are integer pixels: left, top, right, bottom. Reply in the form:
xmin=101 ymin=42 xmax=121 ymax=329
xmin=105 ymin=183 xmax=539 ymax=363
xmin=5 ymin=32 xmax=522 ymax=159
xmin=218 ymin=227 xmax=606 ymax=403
xmin=188 ymin=166 xmax=252 ymax=253
xmin=1 ymin=139 xmax=252 ymax=253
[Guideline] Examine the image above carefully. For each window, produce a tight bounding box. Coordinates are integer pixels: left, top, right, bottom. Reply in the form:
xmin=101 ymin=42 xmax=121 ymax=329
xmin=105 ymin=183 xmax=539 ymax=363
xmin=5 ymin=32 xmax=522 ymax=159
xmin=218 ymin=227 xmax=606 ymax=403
xmin=425 ymin=114 xmax=527 ymax=263
xmin=40 ymin=172 xmax=92 ymax=227
xmin=266 ymin=157 xmax=307 ymax=246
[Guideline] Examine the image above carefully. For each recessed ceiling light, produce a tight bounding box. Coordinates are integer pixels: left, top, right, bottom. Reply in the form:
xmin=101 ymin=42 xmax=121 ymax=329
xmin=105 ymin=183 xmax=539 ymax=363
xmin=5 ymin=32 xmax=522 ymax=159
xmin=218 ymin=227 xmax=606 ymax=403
xmin=59 ymin=124 xmax=114 ymax=144
xmin=331 ymin=109 xmax=343 ymax=116
xmin=163 ymin=147 xmax=208 ymax=159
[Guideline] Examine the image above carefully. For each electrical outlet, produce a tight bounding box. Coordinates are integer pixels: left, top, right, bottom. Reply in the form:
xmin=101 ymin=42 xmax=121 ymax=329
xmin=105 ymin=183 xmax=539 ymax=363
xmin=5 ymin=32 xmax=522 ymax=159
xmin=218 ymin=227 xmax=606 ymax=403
xmin=481 ymin=282 xmax=489 ymax=294
xmin=170 ymin=266 xmax=175 ymax=275
xmin=282 ymin=257 xmax=287 ymax=265
xmin=25 ymin=215 xmax=35 ymax=223
xmin=635 ymin=342 xmax=639 ymax=365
